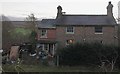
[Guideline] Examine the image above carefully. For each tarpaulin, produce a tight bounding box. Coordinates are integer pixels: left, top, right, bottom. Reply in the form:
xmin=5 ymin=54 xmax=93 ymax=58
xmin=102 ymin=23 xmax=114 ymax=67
xmin=9 ymin=46 xmax=19 ymax=61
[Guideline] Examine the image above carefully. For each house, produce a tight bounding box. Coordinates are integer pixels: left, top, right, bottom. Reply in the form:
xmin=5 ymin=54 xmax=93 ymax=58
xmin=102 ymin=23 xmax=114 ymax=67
xmin=37 ymin=19 xmax=57 ymax=56
xmin=37 ymin=2 xmax=118 ymax=52
xmin=55 ymin=2 xmax=118 ymax=48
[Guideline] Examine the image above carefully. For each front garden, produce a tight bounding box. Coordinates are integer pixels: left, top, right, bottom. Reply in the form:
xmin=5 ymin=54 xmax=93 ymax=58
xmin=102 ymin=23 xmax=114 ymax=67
xmin=2 ymin=43 xmax=120 ymax=72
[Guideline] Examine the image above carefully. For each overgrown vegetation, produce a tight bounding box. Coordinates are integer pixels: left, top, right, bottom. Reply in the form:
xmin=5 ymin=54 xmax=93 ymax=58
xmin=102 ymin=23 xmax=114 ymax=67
xmin=58 ymin=43 xmax=119 ymax=71
xmin=25 ymin=13 xmax=37 ymax=50
xmin=10 ymin=28 xmax=32 ymax=40
xmin=29 ymin=30 xmax=37 ymax=50
xmin=3 ymin=42 xmax=120 ymax=72
xmin=3 ymin=64 xmax=116 ymax=72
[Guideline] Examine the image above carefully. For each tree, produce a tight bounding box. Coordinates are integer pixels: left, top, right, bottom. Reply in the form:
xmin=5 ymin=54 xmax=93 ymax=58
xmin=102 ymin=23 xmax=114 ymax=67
xmin=25 ymin=13 xmax=37 ymax=31
xmin=25 ymin=13 xmax=38 ymax=50
xmin=2 ymin=15 xmax=15 ymax=50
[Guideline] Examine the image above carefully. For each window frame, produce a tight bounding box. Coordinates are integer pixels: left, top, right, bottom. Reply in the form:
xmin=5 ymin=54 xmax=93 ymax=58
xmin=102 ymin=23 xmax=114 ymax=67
xmin=66 ymin=26 xmax=74 ymax=34
xmin=94 ymin=26 xmax=103 ymax=34
xmin=40 ymin=29 xmax=47 ymax=38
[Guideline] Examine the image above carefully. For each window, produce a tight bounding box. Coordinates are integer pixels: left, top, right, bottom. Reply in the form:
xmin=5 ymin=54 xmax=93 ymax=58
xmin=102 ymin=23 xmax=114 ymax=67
xmin=66 ymin=26 xmax=74 ymax=34
xmin=44 ymin=44 xmax=48 ymax=52
xmin=41 ymin=29 xmax=47 ymax=38
xmin=66 ymin=39 xmax=74 ymax=45
xmin=95 ymin=26 xmax=103 ymax=34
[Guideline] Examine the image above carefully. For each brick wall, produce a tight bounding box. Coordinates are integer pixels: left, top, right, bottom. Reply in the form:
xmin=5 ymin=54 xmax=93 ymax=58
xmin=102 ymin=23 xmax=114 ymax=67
xmin=56 ymin=25 xmax=118 ymax=48
xmin=37 ymin=28 xmax=56 ymax=41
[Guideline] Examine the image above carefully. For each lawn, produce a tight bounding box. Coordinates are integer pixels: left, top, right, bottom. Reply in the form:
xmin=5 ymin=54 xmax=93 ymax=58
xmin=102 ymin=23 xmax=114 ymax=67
xmin=2 ymin=64 xmax=102 ymax=72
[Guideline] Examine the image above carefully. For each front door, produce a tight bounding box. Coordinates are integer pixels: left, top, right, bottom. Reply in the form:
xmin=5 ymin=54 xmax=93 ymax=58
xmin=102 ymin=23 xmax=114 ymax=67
xmin=38 ymin=44 xmax=55 ymax=56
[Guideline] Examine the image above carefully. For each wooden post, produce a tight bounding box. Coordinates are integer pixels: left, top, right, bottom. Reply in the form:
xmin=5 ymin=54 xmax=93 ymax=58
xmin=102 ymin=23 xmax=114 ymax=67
xmin=47 ymin=44 xmax=49 ymax=53
xmin=57 ymin=55 xmax=59 ymax=67
xmin=53 ymin=44 xmax=55 ymax=55
xmin=43 ymin=44 xmax=44 ymax=50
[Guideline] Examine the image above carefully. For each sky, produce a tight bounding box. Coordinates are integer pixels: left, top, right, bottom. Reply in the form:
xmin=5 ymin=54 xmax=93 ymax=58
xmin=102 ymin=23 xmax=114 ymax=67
xmin=0 ymin=0 xmax=119 ymax=19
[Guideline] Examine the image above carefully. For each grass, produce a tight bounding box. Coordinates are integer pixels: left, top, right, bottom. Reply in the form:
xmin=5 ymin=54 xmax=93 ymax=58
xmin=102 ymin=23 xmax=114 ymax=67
xmin=2 ymin=64 xmax=101 ymax=72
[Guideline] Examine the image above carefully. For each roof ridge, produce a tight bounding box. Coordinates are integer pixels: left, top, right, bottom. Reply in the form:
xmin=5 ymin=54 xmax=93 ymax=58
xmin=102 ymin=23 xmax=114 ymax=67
xmin=62 ymin=14 xmax=107 ymax=16
xmin=42 ymin=19 xmax=55 ymax=20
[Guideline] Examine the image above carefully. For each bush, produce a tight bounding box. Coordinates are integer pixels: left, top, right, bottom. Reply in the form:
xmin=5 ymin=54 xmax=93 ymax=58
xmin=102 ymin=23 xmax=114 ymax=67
xmin=116 ymin=47 xmax=120 ymax=68
xmin=58 ymin=43 xmax=118 ymax=66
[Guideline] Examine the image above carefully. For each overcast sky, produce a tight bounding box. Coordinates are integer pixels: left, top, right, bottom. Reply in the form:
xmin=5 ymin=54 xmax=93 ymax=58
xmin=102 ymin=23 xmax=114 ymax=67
xmin=0 ymin=0 xmax=119 ymax=19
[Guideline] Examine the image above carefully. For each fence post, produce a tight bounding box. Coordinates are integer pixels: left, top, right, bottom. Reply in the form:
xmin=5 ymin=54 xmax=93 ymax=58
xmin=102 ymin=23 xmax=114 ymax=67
xmin=56 ymin=55 xmax=59 ymax=67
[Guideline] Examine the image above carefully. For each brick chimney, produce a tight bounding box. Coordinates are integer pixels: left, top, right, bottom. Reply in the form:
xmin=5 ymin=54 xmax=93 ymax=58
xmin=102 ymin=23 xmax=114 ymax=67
xmin=56 ymin=5 xmax=62 ymax=19
xmin=107 ymin=1 xmax=113 ymax=17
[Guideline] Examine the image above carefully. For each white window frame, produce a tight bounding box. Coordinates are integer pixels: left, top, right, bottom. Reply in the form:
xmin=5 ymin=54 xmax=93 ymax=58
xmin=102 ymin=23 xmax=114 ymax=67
xmin=66 ymin=26 xmax=74 ymax=34
xmin=40 ymin=29 xmax=47 ymax=38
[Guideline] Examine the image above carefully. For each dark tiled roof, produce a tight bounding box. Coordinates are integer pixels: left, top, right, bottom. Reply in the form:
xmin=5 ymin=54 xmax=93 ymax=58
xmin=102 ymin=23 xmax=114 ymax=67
xmin=38 ymin=19 xmax=56 ymax=28
xmin=56 ymin=15 xmax=117 ymax=26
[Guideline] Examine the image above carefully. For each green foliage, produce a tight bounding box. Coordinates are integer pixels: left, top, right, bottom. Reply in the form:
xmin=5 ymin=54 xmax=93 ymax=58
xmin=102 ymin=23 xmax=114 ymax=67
xmin=58 ymin=43 xmax=118 ymax=66
xmin=25 ymin=13 xmax=37 ymax=49
xmin=29 ymin=31 xmax=37 ymax=49
xmin=10 ymin=28 xmax=32 ymax=39
xmin=30 ymin=31 xmax=37 ymax=39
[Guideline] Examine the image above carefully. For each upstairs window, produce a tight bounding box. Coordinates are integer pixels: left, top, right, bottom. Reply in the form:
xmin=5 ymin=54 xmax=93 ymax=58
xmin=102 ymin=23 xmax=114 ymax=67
xmin=95 ymin=26 xmax=103 ymax=34
xmin=66 ymin=26 xmax=74 ymax=34
xmin=41 ymin=29 xmax=47 ymax=38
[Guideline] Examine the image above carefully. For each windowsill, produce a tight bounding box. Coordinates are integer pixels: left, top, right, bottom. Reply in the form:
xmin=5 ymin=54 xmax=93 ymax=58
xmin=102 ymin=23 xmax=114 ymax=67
xmin=40 ymin=36 xmax=47 ymax=38
xmin=66 ymin=32 xmax=74 ymax=34
xmin=95 ymin=33 xmax=103 ymax=34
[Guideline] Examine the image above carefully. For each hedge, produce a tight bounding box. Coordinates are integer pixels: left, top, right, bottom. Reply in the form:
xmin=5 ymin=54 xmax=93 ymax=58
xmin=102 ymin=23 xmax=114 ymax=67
xmin=58 ymin=43 xmax=119 ymax=67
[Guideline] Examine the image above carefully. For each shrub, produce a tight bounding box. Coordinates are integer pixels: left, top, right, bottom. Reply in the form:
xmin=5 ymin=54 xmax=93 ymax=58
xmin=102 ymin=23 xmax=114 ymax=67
xmin=58 ymin=43 xmax=118 ymax=67
xmin=116 ymin=47 xmax=120 ymax=68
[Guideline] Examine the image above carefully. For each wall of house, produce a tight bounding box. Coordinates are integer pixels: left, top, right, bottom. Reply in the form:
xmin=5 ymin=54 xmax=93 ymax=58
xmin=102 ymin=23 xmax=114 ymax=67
xmin=37 ymin=28 xmax=56 ymax=41
xmin=118 ymin=24 xmax=120 ymax=46
xmin=56 ymin=25 xmax=118 ymax=48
